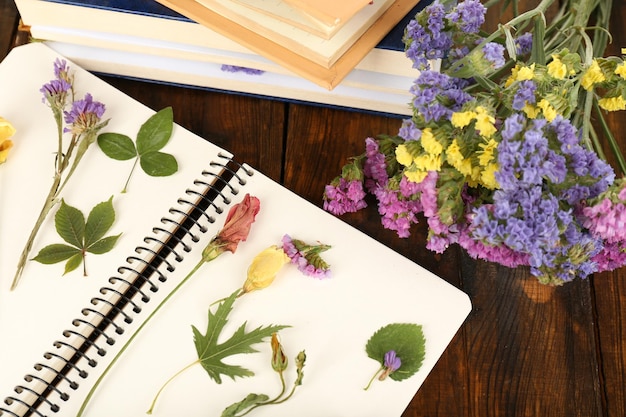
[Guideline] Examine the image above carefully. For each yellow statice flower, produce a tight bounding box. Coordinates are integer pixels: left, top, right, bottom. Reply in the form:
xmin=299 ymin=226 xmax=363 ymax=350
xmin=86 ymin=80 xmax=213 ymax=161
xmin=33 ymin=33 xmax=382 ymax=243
xmin=474 ymin=107 xmax=496 ymax=138
xmin=404 ymin=166 xmax=429 ymax=183
xmin=242 ymin=246 xmax=290 ymax=294
xmin=615 ymin=62 xmax=626 ymax=79
xmin=451 ymin=110 xmax=476 ymax=128
xmin=480 ymin=163 xmax=500 ymax=190
xmin=420 ymin=128 xmax=443 ymax=155
xmin=0 ymin=117 xmax=16 ymax=164
xmin=446 ymin=139 xmax=464 ymax=167
xmin=523 ymin=103 xmax=541 ymax=119
xmin=395 ymin=143 xmax=414 ymax=167
xmin=505 ymin=64 xmax=535 ymax=87
xmin=414 ymin=153 xmax=442 ymax=172
xmin=538 ymin=99 xmax=558 ymax=122
xmin=477 ymin=138 xmax=498 ymax=166
xmin=547 ymin=55 xmax=568 ymax=79
xmin=599 ymin=95 xmax=626 ymax=111
xmin=581 ymin=59 xmax=606 ymax=90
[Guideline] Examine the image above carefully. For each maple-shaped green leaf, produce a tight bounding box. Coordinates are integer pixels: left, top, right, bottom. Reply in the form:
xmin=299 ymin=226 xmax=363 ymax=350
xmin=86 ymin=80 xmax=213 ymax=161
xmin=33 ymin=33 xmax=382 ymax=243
xmin=192 ymin=289 xmax=289 ymax=384
xmin=32 ymin=197 xmax=121 ymax=276
xmin=365 ymin=323 xmax=425 ymax=382
xmin=97 ymin=107 xmax=178 ymax=192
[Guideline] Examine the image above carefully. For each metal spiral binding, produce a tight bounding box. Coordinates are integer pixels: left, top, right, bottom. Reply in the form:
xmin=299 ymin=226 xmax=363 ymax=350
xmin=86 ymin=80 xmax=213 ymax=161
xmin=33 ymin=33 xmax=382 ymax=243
xmin=1 ymin=155 xmax=253 ymax=417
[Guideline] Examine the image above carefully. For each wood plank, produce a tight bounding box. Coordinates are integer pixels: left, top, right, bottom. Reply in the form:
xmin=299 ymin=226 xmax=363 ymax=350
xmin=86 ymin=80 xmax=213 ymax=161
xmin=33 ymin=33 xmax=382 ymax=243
xmin=98 ymin=76 xmax=286 ymax=182
xmin=0 ymin=0 xmax=19 ymax=59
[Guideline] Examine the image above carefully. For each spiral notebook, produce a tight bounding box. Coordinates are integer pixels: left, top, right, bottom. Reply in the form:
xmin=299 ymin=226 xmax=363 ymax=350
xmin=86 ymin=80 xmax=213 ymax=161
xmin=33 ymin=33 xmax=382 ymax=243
xmin=0 ymin=43 xmax=471 ymax=417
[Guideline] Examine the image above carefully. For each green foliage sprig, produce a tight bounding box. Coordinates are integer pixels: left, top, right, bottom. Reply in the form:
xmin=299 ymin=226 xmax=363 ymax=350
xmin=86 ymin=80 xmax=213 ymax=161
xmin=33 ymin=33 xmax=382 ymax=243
xmin=147 ymin=290 xmax=289 ymax=414
xmin=32 ymin=197 xmax=120 ymax=276
xmin=97 ymin=107 xmax=178 ymax=193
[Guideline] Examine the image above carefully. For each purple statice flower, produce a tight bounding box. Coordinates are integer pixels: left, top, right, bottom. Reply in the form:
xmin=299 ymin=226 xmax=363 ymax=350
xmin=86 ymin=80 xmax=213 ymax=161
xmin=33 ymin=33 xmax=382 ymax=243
xmin=410 ymin=71 xmax=473 ymax=123
xmin=592 ymin=242 xmax=626 ymax=273
xmin=515 ymin=33 xmax=533 ymax=55
xmin=53 ymin=58 xmax=72 ymax=82
xmin=384 ymin=350 xmax=401 ymax=373
xmin=220 ymin=64 xmax=264 ymax=75
xmin=398 ymin=119 xmax=422 ymax=141
xmin=281 ymin=234 xmax=331 ymax=279
xmin=323 ymin=177 xmax=367 ymax=216
xmin=459 ymin=223 xmax=530 ymax=268
xmin=446 ymin=0 xmax=486 ymax=34
xmin=582 ymin=182 xmax=626 ymax=244
xmin=512 ymin=80 xmax=537 ymax=110
xmin=374 ymin=184 xmax=422 ymax=238
xmin=40 ymin=78 xmax=72 ymax=108
xmin=482 ymin=42 xmax=506 ymax=69
xmin=403 ymin=2 xmax=453 ymax=70
xmin=63 ymin=93 xmax=106 ymax=135
xmin=363 ymin=137 xmax=389 ymax=192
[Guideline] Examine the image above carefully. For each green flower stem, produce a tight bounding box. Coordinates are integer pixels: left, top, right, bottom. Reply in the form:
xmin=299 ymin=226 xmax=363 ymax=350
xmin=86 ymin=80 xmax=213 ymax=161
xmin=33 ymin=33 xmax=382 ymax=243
xmin=146 ymin=359 xmax=200 ymax=414
xmin=363 ymin=366 xmax=384 ymax=391
xmin=76 ymin=256 xmax=207 ymax=417
xmin=234 ymin=372 xmax=288 ymax=417
xmin=10 ymin=172 xmax=61 ymax=290
xmin=594 ymin=101 xmax=626 ymax=176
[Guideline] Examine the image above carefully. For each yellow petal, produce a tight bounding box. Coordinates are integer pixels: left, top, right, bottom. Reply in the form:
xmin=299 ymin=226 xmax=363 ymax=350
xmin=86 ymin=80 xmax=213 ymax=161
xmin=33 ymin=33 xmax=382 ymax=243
xmin=242 ymin=246 xmax=290 ymax=293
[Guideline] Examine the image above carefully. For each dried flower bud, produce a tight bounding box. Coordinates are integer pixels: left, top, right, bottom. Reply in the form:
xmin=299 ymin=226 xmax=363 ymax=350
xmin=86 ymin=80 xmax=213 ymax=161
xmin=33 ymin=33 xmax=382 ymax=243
xmin=294 ymin=350 xmax=306 ymax=386
xmin=201 ymin=194 xmax=260 ymax=263
xmin=242 ymin=246 xmax=290 ymax=294
xmin=270 ymin=333 xmax=288 ymax=373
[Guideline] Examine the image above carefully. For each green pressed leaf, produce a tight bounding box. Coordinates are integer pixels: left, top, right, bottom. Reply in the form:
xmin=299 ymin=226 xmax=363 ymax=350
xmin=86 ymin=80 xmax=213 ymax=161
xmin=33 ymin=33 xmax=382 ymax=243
xmin=136 ymin=107 xmax=173 ymax=155
xmin=84 ymin=196 xmax=116 ymax=247
xmin=365 ymin=323 xmax=426 ymax=382
xmin=35 ymin=199 xmax=120 ymax=276
xmin=139 ymin=151 xmax=179 ymax=177
xmin=64 ymin=252 xmax=84 ymax=275
xmin=87 ymin=234 xmax=122 ymax=254
xmin=221 ymin=393 xmax=270 ymax=417
xmin=97 ymin=133 xmax=137 ymax=160
xmin=55 ymin=199 xmax=85 ymax=248
xmin=32 ymin=244 xmax=80 ymax=264
xmin=192 ymin=290 xmax=290 ymax=384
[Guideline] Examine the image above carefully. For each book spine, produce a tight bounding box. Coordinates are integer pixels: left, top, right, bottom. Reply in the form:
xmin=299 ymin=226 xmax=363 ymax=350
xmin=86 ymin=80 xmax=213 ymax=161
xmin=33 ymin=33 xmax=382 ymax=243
xmin=0 ymin=154 xmax=253 ymax=417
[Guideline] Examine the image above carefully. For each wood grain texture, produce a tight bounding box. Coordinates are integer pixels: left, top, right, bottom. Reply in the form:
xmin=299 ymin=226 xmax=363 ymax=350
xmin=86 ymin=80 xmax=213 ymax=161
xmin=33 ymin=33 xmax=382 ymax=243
xmin=1 ymin=0 xmax=625 ymax=416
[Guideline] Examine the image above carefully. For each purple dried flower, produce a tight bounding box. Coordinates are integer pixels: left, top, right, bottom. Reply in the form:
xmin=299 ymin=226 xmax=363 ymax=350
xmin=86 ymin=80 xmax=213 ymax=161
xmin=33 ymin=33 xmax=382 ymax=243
xmin=483 ymin=42 xmax=506 ymax=69
xmin=447 ymin=0 xmax=486 ymax=34
xmin=384 ymin=350 xmax=401 ymax=372
xmin=220 ymin=64 xmax=264 ymax=75
xmin=281 ymin=234 xmax=331 ymax=279
xmin=515 ymin=33 xmax=533 ymax=55
xmin=63 ymin=93 xmax=106 ymax=135
xmin=512 ymin=80 xmax=537 ymax=110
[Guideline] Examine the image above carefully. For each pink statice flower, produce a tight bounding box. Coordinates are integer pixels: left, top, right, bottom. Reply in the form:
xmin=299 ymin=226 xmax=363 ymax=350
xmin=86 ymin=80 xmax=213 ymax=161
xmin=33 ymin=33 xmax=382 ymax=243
xmin=281 ymin=234 xmax=331 ymax=279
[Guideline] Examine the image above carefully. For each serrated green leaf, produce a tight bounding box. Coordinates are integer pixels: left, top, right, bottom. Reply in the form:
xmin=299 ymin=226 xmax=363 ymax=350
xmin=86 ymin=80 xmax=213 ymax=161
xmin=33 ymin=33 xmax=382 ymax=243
xmin=32 ymin=244 xmax=80 ymax=264
xmin=64 ymin=252 xmax=84 ymax=275
xmin=136 ymin=107 xmax=173 ymax=155
xmin=221 ymin=393 xmax=270 ymax=417
xmin=84 ymin=196 xmax=116 ymax=247
xmin=365 ymin=323 xmax=426 ymax=382
xmin=192 ymin=290 xmax=290 ymax=384
xmin=55 ymin=199 xmax=85 ymax=248
xmin=139 ymin=151 xmax=178 ymax=177
xmin=87 ymin=234 xmax=122 ymax=254
xmin=97 ymin=132 xmax=137 ymax=160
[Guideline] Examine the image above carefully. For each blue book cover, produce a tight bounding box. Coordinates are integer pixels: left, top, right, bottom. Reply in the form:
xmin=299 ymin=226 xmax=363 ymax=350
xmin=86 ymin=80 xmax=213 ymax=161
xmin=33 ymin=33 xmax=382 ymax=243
xmin=44 ymin=0 xmax=434 ymax=51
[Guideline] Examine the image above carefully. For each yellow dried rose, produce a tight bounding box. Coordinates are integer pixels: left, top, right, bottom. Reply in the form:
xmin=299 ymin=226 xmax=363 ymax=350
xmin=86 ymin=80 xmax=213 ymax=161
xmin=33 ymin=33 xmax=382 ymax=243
xmin=241 ymin=245 xmax=290 ymax=294
xmin=0 ymin=117 xmax=16 ymax=164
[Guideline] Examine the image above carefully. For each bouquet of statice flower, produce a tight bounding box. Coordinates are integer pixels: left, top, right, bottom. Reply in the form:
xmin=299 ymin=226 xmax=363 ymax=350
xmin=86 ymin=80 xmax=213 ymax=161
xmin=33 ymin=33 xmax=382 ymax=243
xmin=323 ymin=0 xmax=626 ymax=285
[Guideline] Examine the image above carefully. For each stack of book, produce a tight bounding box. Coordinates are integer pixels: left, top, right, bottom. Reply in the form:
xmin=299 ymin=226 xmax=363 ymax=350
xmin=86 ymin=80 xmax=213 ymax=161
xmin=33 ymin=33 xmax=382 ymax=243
xmin=14 ymin=0 xmax=432 ymax=115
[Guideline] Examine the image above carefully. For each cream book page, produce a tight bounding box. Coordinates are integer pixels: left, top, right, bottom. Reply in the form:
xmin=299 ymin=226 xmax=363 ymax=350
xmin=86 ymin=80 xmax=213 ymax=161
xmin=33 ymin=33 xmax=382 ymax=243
xmin=283 ymin=0 xmax=374 ymax=25
xmin=193 ymin=0 xmax=395 ymax=67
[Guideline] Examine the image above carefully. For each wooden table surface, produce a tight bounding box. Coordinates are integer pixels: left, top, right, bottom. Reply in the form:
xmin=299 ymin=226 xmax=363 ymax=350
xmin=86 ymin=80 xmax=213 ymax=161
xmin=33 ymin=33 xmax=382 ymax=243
xmin=2 ymin=1 xmax=625 ymax=416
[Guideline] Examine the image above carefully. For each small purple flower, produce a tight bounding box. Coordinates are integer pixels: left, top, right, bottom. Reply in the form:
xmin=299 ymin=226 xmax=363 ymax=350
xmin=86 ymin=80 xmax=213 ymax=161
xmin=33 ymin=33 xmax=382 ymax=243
xmin=384 ymin=350 xmax=401 ymax=372
xmin=447 ymin=0 xmax=487 ymax=34
xmin=482 ymin=42 xmax=506 ymax=69
xmin=323 ymin=178 xmax=367 ymax=215
xmin=512 ymin=80 xmax=537 ymax=110
xmin=63 ymin=93 xmax=106 ymax=135
xmin=398 ymin=119 xmax=422 ymax=141
xmin=515 ymin=33 xmax=533 ymax=55
xmin=281 ymin=234 xmax=331 ymax=279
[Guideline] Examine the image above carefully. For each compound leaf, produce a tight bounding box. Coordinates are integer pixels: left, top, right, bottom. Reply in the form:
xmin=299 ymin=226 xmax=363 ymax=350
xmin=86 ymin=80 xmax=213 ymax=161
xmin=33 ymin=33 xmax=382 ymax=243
xmin=192 ymin=290 xmax=289 ymax=384
xmin=84 ymin=196 xmax=116 ymax=247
